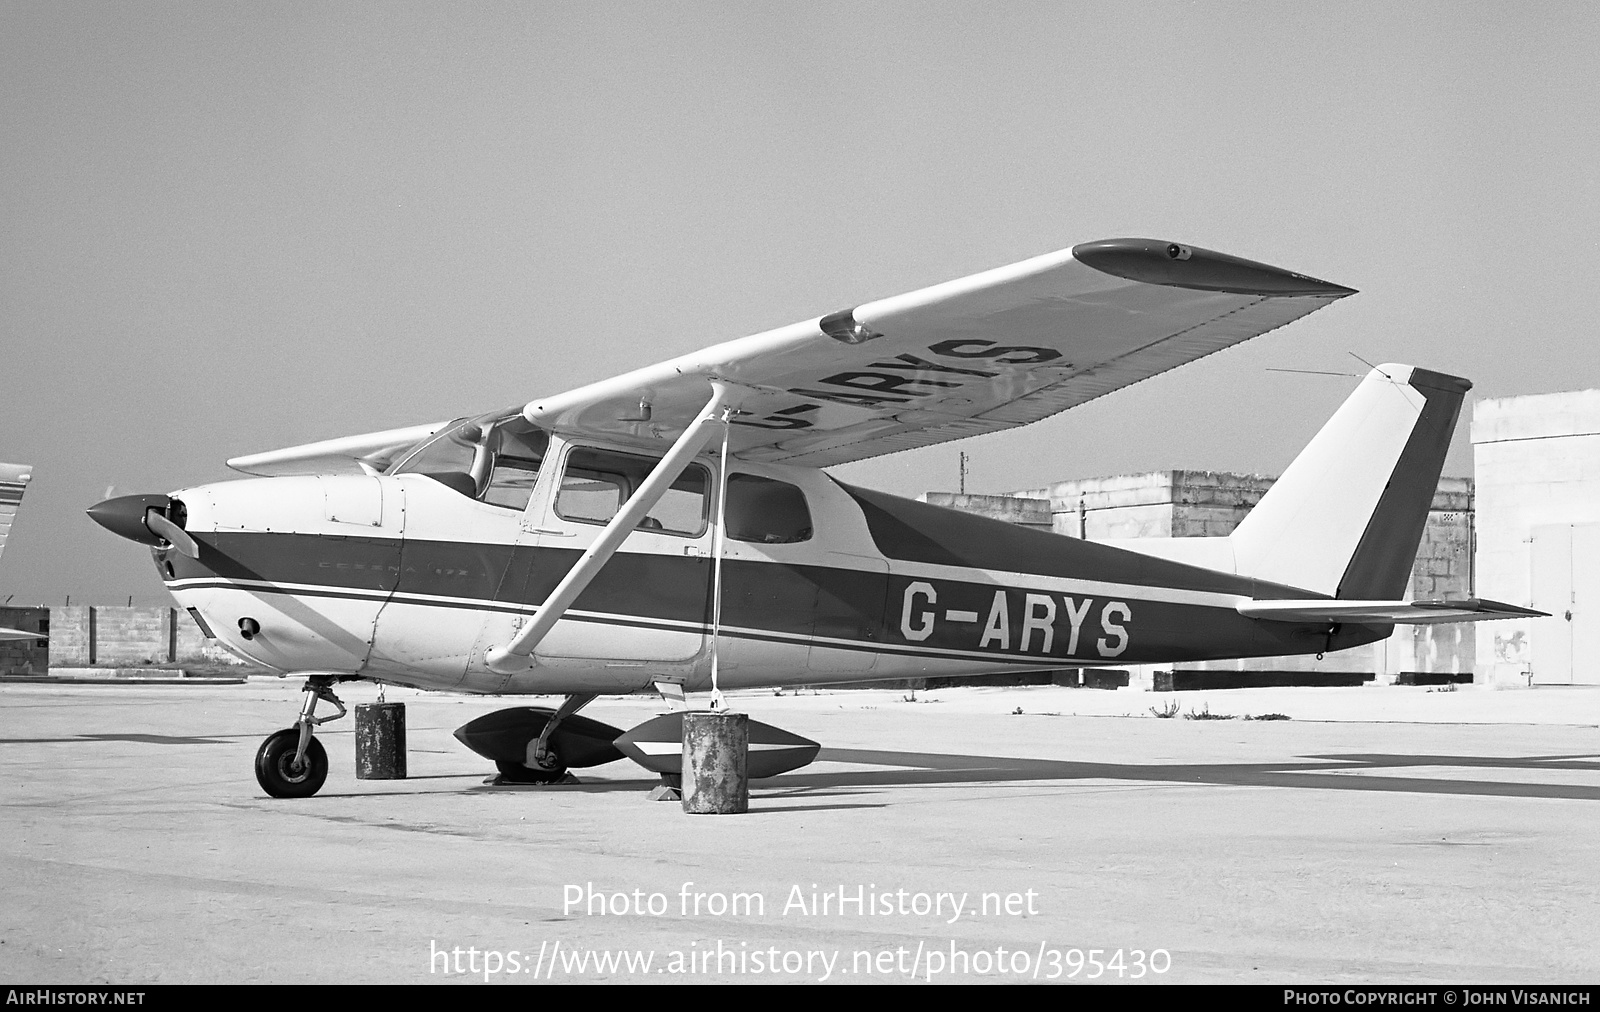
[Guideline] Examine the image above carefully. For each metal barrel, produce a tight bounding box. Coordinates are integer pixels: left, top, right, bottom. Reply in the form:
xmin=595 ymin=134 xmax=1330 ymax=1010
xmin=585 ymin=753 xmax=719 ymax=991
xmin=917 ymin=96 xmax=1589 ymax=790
xmin=681 ymin=710 xmax=747 ymax=814
xmin=355 ymin=701 xmax=407 ymax=780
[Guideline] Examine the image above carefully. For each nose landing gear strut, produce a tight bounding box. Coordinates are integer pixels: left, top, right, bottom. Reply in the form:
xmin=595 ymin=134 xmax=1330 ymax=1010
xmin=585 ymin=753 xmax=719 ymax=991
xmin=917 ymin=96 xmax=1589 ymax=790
xmin=254 ymin=675 xmax=355 ymax=798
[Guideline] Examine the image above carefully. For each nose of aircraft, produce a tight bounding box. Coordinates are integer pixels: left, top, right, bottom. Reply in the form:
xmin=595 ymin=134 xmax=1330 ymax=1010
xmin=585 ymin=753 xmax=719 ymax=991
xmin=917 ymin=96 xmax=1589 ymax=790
xmin=87 ymin=494 xmax=174 ymax=546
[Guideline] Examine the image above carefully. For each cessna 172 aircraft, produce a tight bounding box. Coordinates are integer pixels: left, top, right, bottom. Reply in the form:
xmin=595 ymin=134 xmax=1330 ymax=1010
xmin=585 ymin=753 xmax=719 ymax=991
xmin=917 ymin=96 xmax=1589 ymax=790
xmin=87 ymin=238 xmax=1536 ymax=797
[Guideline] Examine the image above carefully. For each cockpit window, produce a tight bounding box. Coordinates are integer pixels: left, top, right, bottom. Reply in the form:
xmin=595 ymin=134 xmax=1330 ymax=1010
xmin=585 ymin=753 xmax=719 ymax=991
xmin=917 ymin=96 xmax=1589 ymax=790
xmin=391 ymin=417 xmax=547 ymax=512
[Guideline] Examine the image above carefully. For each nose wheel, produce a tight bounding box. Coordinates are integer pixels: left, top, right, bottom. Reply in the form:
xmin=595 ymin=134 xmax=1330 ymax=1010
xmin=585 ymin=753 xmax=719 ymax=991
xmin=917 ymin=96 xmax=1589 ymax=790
xmin=255 ymin=729 xmax=329 ymax=797
xmin=254 ymin=676 xmax=351 ymax=798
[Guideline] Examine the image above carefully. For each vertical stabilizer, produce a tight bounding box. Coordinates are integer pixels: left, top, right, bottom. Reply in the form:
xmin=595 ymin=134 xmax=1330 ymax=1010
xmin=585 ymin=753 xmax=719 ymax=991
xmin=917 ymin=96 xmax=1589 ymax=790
xmin=1229 ymin=366 xmax=1468 ymax=598
xmin=0 ymin=463 xmax=33 ymax=569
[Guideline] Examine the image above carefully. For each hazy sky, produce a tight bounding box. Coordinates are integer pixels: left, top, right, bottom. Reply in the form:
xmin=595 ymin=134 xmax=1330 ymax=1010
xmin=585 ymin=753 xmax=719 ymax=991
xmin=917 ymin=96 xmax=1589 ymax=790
xmin=3 ymin=2 xmax=1598 ymax=604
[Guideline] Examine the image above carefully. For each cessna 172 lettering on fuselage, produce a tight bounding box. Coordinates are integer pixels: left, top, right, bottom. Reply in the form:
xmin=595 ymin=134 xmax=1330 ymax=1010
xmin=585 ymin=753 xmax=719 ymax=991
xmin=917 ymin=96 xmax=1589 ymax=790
xmin=86 ymin=238 xmax=1538 ymax=797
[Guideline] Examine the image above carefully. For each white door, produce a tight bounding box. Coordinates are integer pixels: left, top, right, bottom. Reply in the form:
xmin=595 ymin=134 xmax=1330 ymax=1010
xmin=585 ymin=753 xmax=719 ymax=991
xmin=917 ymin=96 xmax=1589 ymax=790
xmin=530 ymin=443 xmax=711 ymax=668
xmin=1572 ymin=524 xmax=1600 ymax=685
xmin=1530 ymin=525 xmax=1575 ymax=685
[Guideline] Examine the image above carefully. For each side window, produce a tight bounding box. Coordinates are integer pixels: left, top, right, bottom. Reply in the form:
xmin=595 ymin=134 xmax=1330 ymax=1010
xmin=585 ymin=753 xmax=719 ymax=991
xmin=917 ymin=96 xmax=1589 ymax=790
xmin=725 ymin=474 xmax=812 ymax=544
xmin=555 ymin=448 xmax=708 ymax=536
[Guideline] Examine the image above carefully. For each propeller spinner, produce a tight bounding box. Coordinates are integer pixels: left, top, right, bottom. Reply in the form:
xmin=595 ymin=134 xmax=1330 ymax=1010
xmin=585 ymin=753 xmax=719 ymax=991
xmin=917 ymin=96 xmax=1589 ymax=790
xmin=87 ymin=494 xmax=200 ymax=559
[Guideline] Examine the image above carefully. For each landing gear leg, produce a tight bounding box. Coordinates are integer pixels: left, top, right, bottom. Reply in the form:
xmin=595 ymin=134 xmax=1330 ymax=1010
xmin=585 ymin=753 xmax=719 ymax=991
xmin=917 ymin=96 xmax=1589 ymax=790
xmin=496 ymin=692 xmax=596 ymax=784
xmin=254 ymin=676 xmax=351 ymax=798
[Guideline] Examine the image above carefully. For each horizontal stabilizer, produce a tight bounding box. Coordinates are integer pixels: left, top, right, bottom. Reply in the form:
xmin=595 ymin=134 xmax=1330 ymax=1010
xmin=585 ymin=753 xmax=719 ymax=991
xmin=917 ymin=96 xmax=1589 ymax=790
xmin=0 ymin=627 xmax=48 ymax=642
xmin=1238 ymin=598 xmax=1545 ymax=625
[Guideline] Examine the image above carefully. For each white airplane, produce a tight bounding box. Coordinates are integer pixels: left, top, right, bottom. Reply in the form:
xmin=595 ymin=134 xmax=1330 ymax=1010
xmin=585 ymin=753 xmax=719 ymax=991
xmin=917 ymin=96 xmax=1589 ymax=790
xmin=86 ymin=239 xmax=1537 ymax=797
xmin=0 ymin=462 xmax=44 ymax=643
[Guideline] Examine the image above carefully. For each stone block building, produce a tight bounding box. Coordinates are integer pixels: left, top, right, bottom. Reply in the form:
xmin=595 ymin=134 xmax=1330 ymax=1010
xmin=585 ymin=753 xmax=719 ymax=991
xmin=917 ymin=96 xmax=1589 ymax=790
xmin=0 ymin=606 xmax=49 ymax=674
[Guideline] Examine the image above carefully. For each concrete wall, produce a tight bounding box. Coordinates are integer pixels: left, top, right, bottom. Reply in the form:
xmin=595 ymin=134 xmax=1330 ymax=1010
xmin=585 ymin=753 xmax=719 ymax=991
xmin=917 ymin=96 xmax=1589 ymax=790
xmin=927 ymin=470 xmax=1476 ymax=681
xmin=1472 ymin=388 xmax=1600 ymax=685
xmin=1010 ymin=470 xmax=1270 ymax=540
xmin=916 ymin=493 xmax=1052 ymax=530
xmin=49 ymin=606 xmax=93 ymax=666
xmin=47 ymin=605 xmax=251 ymax=671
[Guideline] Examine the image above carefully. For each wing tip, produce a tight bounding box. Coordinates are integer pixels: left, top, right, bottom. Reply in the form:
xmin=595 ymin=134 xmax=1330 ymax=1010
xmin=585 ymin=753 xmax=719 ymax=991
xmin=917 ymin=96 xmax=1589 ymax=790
xmin=1072 ymin=238 xmax=1357 ymax=298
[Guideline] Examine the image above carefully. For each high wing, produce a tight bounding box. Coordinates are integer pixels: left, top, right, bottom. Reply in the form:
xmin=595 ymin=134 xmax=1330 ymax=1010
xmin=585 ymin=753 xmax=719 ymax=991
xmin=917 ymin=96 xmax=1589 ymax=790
xmin=524 ymin=238 xmax=1354 ymax=466
xmin=228 ymin=238 xmax=1353 ymax=474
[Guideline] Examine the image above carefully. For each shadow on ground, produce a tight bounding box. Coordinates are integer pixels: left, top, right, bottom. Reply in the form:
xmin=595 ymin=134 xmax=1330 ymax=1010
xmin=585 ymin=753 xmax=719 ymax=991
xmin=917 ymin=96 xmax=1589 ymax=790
xmin=464 ymin=746 xmax=1600 ymax=802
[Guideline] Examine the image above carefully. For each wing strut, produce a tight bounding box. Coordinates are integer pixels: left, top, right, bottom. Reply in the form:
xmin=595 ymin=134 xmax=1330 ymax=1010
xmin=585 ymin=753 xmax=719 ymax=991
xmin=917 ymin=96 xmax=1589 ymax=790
xmin=485 ymin=382 xmax=744 ymax=675
xmin=707 ymin=407 xmax=733 ymax=710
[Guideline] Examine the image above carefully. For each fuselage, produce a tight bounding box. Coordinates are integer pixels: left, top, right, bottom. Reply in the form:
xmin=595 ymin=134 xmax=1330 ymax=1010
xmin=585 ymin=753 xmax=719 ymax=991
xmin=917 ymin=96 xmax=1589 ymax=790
xmin=152 ymin=431 xmax=1385 ymax=695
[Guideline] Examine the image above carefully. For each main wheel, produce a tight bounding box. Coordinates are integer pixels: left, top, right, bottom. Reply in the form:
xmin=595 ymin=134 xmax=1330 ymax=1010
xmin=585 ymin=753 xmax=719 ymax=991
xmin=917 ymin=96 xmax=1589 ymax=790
xmin=255 ymin=728 xmax=329 ymax=798
xmin=495 ymin=745 xmax=568 ymax=784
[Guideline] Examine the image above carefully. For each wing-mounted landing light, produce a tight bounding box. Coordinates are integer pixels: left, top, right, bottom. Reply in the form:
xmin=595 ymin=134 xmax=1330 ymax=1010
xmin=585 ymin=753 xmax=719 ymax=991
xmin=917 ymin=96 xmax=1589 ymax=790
xmin=86 ymin=494 xmax=200 ymax=559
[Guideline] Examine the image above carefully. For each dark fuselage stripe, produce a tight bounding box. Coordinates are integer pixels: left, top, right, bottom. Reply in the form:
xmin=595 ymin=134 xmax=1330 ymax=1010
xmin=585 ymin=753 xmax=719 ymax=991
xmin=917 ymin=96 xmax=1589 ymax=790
xmin=165 ymin=527 xmax=1389 ymax=666
xmin=167 ymin=577 xmax=1078 ymax=667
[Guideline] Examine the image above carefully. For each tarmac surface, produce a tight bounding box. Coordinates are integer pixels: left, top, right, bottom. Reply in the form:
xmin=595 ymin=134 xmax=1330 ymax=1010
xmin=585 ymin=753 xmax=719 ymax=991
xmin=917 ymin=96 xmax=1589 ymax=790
xmin=1 ymin=677 xmax=1597 ymax=985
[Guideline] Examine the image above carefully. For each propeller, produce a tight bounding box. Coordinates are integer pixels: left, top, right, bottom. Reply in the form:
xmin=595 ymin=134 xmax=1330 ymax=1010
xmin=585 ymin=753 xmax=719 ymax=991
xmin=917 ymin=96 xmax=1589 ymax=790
xmin=145 ymin=510 xmax=200 ymax=559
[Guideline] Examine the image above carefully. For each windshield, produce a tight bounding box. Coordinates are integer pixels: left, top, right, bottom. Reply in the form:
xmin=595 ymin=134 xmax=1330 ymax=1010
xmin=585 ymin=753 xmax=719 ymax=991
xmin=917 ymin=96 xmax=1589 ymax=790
xmin=390 ymin=417 xmax=477 ymax=477
xmin=390 ymin=416 xmax=548 ymax=510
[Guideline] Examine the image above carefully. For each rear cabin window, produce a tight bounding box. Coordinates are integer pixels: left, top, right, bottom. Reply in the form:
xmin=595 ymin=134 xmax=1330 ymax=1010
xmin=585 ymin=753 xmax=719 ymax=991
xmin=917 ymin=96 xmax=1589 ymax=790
xmin=725 ymin=474 xmax=812 ymax=544
xmin=556 ymin=448 xmax=708 ymax=537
